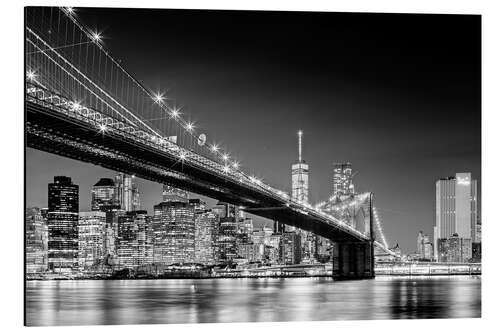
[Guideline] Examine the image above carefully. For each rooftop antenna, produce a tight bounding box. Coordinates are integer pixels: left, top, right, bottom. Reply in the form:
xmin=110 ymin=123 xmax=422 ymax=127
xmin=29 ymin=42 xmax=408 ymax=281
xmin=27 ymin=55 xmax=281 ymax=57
xmin=298 ymin=130 xmax=303 ymax=162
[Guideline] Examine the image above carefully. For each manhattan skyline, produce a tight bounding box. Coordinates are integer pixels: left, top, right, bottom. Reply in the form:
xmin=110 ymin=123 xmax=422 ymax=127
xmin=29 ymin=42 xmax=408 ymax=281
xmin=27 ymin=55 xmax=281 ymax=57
xmin=25 ymin=9 xmax=481 ymax=253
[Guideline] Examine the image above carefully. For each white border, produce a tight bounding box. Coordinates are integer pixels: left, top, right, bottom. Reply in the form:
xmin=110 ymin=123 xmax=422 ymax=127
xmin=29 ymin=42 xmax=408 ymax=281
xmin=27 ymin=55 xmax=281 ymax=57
xmin=1 ymin=1 xmax=499 ymax=332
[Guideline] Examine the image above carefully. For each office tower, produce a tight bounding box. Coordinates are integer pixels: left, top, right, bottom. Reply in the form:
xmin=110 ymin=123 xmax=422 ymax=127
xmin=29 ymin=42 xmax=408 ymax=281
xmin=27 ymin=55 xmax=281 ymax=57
xmin=417 ymin=231 xmax=424 ymax=257
xmin=279 ymin=232 xmax=302 ymax=265
xmin=114 ymin=173 xmax=136 ymax=211
xmin=162 ymin=184 xmax=188 ymax=202
xmin=47 ymin=176 xmax=79 ymax=273
xmin=116 ymin=210 xmax=153 ymax=269
xmin=91 ymin=178 xmax=116 ymax=211
xmin=437 ymin=234 xmax=472 ymax=263
xmin=78 ymin=211 xmax=106 ymax=271
xmin=214 ymin=202 xmax=238 ymax=263
xmin=332 ymin=162 xmax=354 ymax=197
xmin=434 ymin=173 xmax=478 ymax=261
xmin=291 ymin=130 xmax=309 ymax=203
xmin=26 ymin=207 xmax=48 ymax=273
xmin=152 ymin=200 xmax=195 ymax=265
xmin=132 ymin=183 xmax=140 ymax=211
xmin=190 ymin=198 xmax=217 ymax=265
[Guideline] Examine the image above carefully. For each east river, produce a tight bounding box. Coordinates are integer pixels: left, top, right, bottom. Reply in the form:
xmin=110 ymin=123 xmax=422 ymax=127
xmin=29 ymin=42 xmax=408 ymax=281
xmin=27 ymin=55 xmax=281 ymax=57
xmin=26 ymin=276 xmax=481 ymax=326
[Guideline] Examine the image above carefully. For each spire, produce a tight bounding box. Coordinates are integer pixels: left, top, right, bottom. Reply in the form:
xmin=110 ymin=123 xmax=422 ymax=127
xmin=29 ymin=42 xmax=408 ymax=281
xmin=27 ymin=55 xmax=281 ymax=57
xmin=298 ymin=130 xmax=303 ymax=162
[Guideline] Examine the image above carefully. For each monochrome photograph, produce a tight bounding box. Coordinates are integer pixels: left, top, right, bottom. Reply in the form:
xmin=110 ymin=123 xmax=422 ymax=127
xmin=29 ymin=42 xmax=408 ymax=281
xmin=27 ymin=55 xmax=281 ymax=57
xmin=24 ymin=4 xmax=481 ymax=327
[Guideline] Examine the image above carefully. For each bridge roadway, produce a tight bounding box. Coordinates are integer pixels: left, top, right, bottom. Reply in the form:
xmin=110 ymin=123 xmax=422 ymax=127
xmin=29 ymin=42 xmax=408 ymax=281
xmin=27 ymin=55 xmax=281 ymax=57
xmin=26 ymin=85 xmax=375 ymax=279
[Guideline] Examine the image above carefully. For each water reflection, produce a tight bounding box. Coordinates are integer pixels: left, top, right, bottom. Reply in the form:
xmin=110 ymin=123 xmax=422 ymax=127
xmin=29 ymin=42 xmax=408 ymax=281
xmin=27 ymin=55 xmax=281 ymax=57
xmin=26 ymin=276 xmax=481 ymax=326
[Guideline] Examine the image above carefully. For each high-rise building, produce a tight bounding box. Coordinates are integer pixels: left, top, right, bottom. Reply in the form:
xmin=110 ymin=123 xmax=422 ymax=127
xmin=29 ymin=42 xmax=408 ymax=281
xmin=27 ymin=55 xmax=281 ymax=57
xmin=190 ymin=198 xmax=218 ymax=265
xmin=434 ymin=173 xmax=478 ymax=261
xmin=91 ymin=178 xmax=116 ymax=211
xmin=114 ymin=173 xmax=140 ymax=211
xmin=332 ymin=163 xmax=354 ymax=197
xmin=214 ymin=202 xmax=238 ymax=263
xmin=26 ymin=207 xmax=48 ymax=273
xmin=152 ymin=200 xmax=195 ymax=265
xmin=280 ymin=232 xmax=302 ymax=265
xmin=291 ymin=130 xmax=309 ymax=204
xmin=47 ymin=176 xmax=79 ymax=273
xmin=78 ymin=211 xmax=106 ymax=271
xmin=437 ymin=234 xmax=472 ymax=263
xmin=116 ymin=210 xmax=153 ymax=269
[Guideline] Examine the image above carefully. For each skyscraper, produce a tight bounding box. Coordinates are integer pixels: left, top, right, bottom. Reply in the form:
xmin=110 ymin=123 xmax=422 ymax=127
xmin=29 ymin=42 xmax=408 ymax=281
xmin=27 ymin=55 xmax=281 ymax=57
xmin=280 ymin=232 xmax=302 ymax=265
xmin=116 ymin=210 xmax=153 ymax=269
xmin=194 ymin=207 xmax=218 ymax=266
xmin=332 ymin=163 xmax=354 ymax=197
xmin=47 ymin=176 xmax=79 ymax=273
xmin=91 ymin=178 xmax=116 ymax=211
xmin=26 ymin=207 xmax=48 ymax=273
xmin=114 ymin=173 xmax=139 ymax=211
xmin=434 ymin=173 xmax=477 ymax=261
xmin=214 ymin=202 xmax=238 ymax=263
xmin=291 ymin=130 xmax=309 ymax=203
xmin=152 ymin=200 xmax=195 ymax=265
xmin=78 ymin=211 xmax=106 ymax=271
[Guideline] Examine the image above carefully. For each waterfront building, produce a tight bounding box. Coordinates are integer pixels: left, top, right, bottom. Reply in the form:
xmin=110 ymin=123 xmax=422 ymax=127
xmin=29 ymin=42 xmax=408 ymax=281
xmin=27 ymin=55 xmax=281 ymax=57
xmin=116 ymin=210 xmax=153 ymax=269
xmin=26 ymin=207 xmax=48 ymax=273
xmin=191 ymin=199 xmax=218 ymax=265
xmin=434 ymin=173 xmax=478 ymax=261
xmin=91 ymin=178 xmax=116 ymax=211
xmin=215 ymin=202 xmax=238 ymax=263
xmin=78 ymin=211 xmax=106 ymax=271
xmin=280 ymin=231 xmax=302 ymax=265
xmin=437 ymin=234 xmax=472 ymax=263
xmin=315 ymin=236 xmax=331 ymax=263
xmin=47 ymin=176 xmax=79 ymax=273
xmin=472 ymin=242 xmax=481 ymax=263
xmin=332 ymin=162 xmax=354 ymax=197
xmin=152 ymin=200 xmax=195 ymax=265
xmin=417 ymin=231 xmax=433 ymax=260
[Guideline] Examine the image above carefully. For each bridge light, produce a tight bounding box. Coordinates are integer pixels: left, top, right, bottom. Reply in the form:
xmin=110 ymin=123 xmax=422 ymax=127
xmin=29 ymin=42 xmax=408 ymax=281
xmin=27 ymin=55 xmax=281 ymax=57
xmin=26 ymin=70 xmax=37 ymax=81
xmin=232 ymin=161 xmax=239 ymax=169
xmin=170 ymin=107 xmax=180 ymax=118
xmin=66 ymin=7 xmax=75 ymax=15
xmin=179 ymin=152 xmax=186 ymax=160
xmin=186 ymin=122 xmax=194 ymax=132
xmin=153 ymin=92 xmax=165 ymax=104
xmin=222 ymin=153 xmax=229 ymax=161
xmin=210 ymin=144 xmax=219 ymax=152
xmin=90 ymin=31 xmax=102 ymax=43
xmin=98 ymin=124 xmax=107 ymax=132
xmin=71 ymin=102 xmax=81 ymax=111
xmin=223 ymin=165 xmax=230 ymax=173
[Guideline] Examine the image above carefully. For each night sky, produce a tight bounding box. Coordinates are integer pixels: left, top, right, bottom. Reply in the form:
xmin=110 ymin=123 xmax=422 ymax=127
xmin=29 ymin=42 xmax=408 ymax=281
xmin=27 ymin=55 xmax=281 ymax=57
xmin=26 ymin=8 xmax=481 ymax=253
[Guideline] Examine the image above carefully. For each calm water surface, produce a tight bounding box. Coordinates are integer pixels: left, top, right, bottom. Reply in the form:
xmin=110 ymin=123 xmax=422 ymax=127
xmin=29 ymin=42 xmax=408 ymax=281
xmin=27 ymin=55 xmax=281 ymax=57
xmin=26 ymin=276 xmax=481 ymax=326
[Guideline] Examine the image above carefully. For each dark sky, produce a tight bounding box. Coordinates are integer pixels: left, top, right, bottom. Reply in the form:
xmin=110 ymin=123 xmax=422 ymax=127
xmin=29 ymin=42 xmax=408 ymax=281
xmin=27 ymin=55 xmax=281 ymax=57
xmin=26 ymin=8 xmax=481 ymax=253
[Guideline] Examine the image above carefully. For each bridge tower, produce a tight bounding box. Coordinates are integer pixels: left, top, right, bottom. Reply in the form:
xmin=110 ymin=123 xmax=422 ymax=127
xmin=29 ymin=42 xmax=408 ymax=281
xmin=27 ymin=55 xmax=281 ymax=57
xmin=331 ymin=193 xmax=375 ymax=280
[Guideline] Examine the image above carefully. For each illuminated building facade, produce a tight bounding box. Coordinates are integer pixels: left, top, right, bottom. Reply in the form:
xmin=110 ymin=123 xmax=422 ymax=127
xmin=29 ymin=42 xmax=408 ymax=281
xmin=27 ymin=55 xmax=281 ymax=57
xmin=152 ymin=200 xmax=195 ymax=265
xmin=280 ymin=232 xmax=301 ymax=265
xmin=116 ymin=211 xmax=153 ymax=269
xmin=214 ymin=202 xmax=238 ymax=263
xmin=91 ymin=178 xmax=116 ymax=211
xmin=47 ymin=176 xmax=79 ymax=273
xmin=26 ymin=207 xmax=48 ymax=273
xmin=78 ymin=211 xmax=106 ymax=270
xmin=437 ymin=234 xmax=472 ymax=263
xmin=190 ymin=198 xmax=218 ymax=265
xmin=434 ymin=173 xmax=478 ymax=261
xmin=291 ymin=130 xmax=309 ymax=204
xmin=332 ymin=162 xmax=354 ymax=197
xmin=115 ymin=173 xmax=140 ymax=211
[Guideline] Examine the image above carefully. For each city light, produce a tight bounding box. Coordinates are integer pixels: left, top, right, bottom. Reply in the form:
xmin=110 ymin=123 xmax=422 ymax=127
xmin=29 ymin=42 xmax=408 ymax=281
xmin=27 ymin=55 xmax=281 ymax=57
xmin=153 ymin=92 xmax=165 ymax=104
xmin=210 ymin=144 xmax=219 ymax=152
xmin=26 ymin=70 xmax=37 ymax=81
xmin=170 ymin=107 xmax=180 ymax=118
xmin=90 ymin=30 xmax=102 ymax=43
